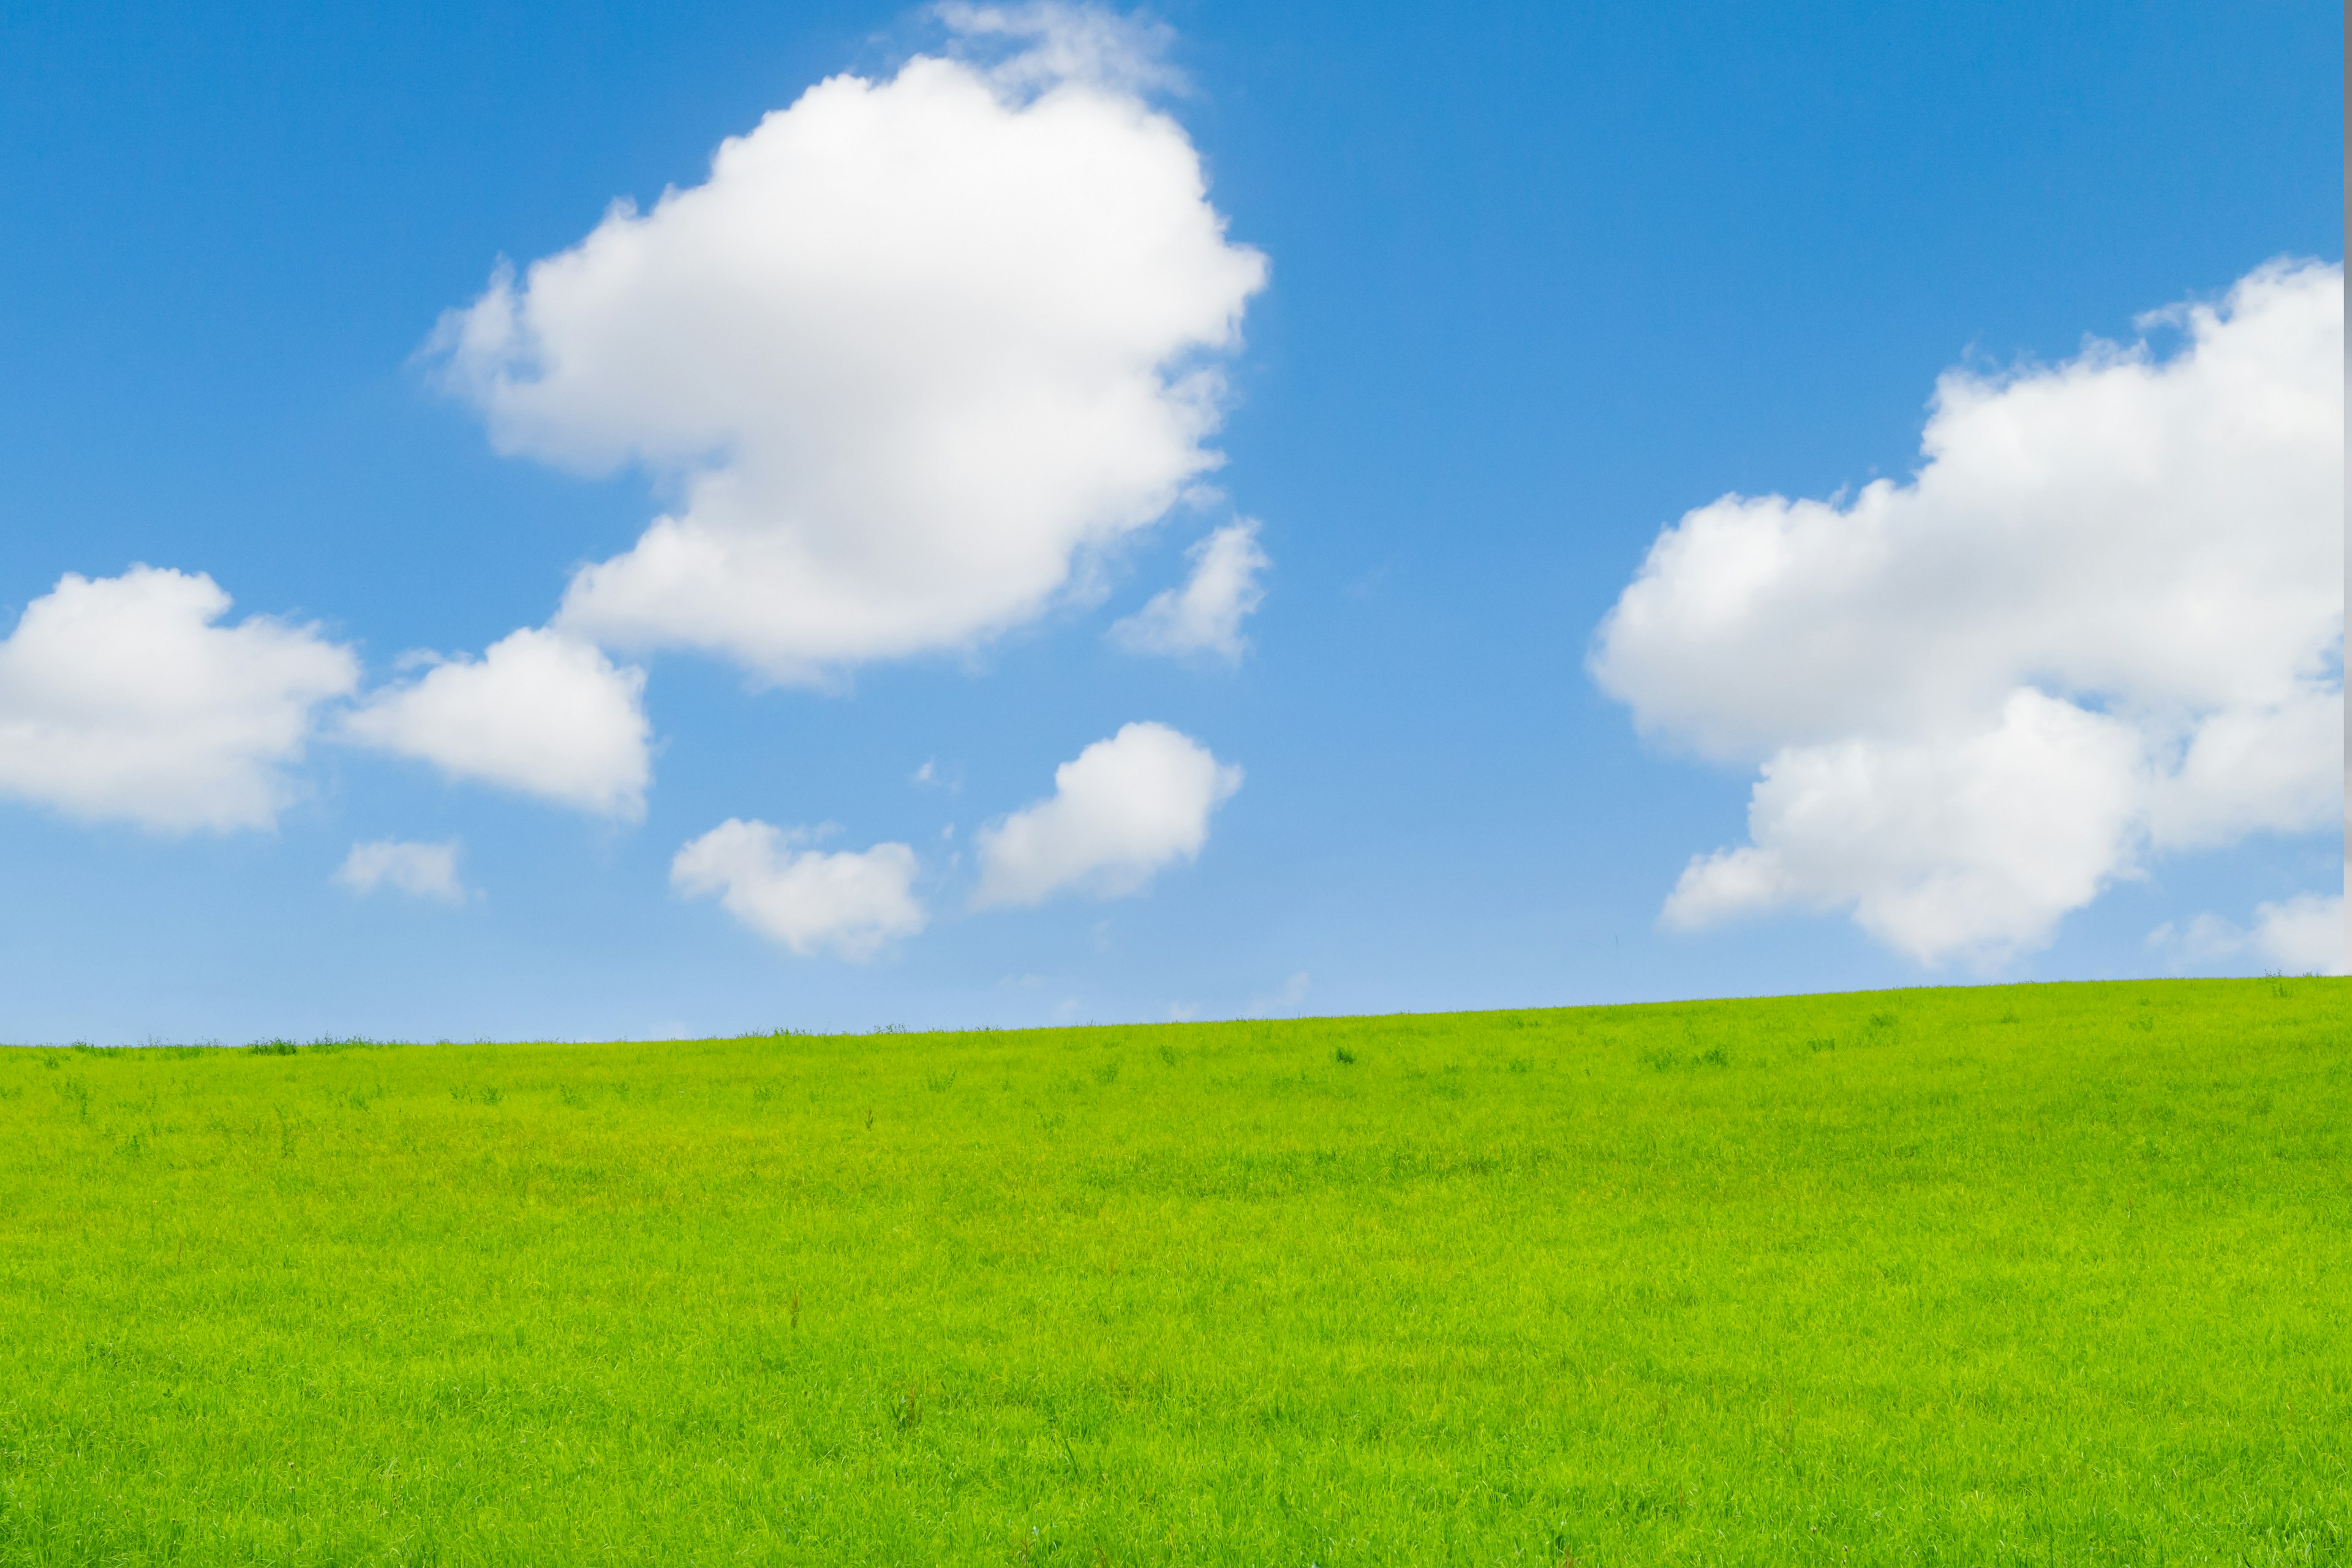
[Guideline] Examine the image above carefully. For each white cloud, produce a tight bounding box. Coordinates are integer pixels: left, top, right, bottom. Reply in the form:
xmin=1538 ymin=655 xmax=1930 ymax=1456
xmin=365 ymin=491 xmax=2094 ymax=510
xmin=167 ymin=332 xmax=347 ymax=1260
xmin=1662 ymin=691 xmax=2147 ymax=965
xmin=2149 ymin=892 xmax=2346 ymax=976
xmin=1593 ymin=260 xmax=2343 ymax=966
xmin=1111 ymin=518 xmax=1269 ymax=661
xmin=2247 ymin=894 xmax=2347 ymax=973
xmin=972 ymin=720 xmax=1240 ymax=907
xmin=335 ymin=839 xmax=469 ymax=903
xmin=426 ymin=9 xmax=1267 ymax=684
xmin=344 ymin=628 xmax=651 ymax=820
xmin=938 ymin=2 xmax=1182 ymax=97
xmin=672 ymin=819 xmax=926 ymax=958
xmin=0 ymin=566 xmax=356 ymax=832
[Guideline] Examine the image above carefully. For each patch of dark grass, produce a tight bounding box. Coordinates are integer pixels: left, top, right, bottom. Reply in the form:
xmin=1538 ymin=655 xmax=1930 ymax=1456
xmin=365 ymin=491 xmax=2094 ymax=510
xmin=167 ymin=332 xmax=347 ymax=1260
xmin=304 ymin=1036 xmax=397 ymax=1054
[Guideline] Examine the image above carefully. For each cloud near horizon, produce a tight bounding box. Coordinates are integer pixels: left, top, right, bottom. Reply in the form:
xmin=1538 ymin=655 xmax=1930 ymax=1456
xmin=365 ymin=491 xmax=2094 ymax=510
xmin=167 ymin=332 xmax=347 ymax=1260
xmin=1591 ymin=258 xmax=2344 ymax=967
xmin=0 ymin=567 xmax=357 ymax=832
xmin=426 ymin=6 xmax=1268 ymax=685
xmin=973 ymin=721 xmax=1240 ymax=908
xmin=672 ymin=820 xmax=927 ymax=958
xmin=2150 ymin=892 xmax=2346 ymax=976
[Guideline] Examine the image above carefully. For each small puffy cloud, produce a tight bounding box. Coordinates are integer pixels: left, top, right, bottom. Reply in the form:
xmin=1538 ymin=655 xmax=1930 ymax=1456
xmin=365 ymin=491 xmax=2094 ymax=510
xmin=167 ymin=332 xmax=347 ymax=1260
xmin=0 ymin=566 xmax=356 ymax=832
xmin=335 ymin=839 xmax=469 ymax=903
xmin=1593 ymin=260 xmax=2343 ymax=966
xmin=672 ymin=819 xmax=926 ymax=958
xmin=972 ymin=720 xmax=1240 ymax=908
xmin=344 ymin=628 xmax=651 ymax=820
xmin=426 ymin=8 xmax=1267 ymax=684
xmin=2150 ymin=892 xmax=2346 ymax=976
xmin=1111 ymin=519 xmax=1269 ymax=661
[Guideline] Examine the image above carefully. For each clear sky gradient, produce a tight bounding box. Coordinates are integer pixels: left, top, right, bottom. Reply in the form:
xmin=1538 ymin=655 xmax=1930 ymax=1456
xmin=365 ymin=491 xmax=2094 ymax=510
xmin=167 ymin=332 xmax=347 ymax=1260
xmin=0 ymin=0 xmax=2340 ymax=1042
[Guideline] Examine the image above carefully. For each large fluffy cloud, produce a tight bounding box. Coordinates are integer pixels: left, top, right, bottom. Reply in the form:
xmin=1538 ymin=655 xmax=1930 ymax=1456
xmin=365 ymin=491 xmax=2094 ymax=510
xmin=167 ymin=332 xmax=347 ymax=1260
xmin=672 ymin=820 xmax=925 ymax=958
xmin=426 ymin=8 xmax=1267 ymax=684
xmin=0 ymin=567 xmax=357 ymax=832
xmin=343 ymin=628 xmax=651 ymax=820
xmin=1111 ymin=519 xmax=1269 ymax=662
xmin=1592 ymin=259 xmax=2343 ymax=966
xmin=973 ymin=720 xmax=1240 ymax=908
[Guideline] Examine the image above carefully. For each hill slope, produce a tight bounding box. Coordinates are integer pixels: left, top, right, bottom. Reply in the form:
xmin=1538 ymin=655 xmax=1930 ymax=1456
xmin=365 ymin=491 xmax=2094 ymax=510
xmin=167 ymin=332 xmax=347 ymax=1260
xmin=2 ymin=979 xmax=2345 ymax=1564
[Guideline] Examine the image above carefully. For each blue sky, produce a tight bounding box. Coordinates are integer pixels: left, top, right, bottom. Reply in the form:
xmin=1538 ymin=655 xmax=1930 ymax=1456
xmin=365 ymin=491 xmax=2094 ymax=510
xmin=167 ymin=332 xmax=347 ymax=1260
xmin=0 ymin=0 xmax=2339 ymax=1043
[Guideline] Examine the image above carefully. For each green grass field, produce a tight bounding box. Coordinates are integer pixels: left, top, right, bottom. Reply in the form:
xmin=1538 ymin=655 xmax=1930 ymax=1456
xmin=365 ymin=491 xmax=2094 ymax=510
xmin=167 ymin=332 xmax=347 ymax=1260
xmin=1 ymin=978 xmax=2345 ymax=1565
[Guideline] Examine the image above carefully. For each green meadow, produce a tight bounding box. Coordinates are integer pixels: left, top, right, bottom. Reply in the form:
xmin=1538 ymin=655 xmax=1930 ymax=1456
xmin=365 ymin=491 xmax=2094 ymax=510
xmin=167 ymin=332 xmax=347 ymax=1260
xmin=0 ymin=979 xmax=2345 ymax=1565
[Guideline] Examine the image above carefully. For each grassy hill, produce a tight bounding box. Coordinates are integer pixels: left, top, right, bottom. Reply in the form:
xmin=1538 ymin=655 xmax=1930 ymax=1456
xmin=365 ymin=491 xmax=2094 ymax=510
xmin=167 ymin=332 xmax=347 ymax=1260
xmin=1 ymin=978 xmax=2345 ymax=1564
